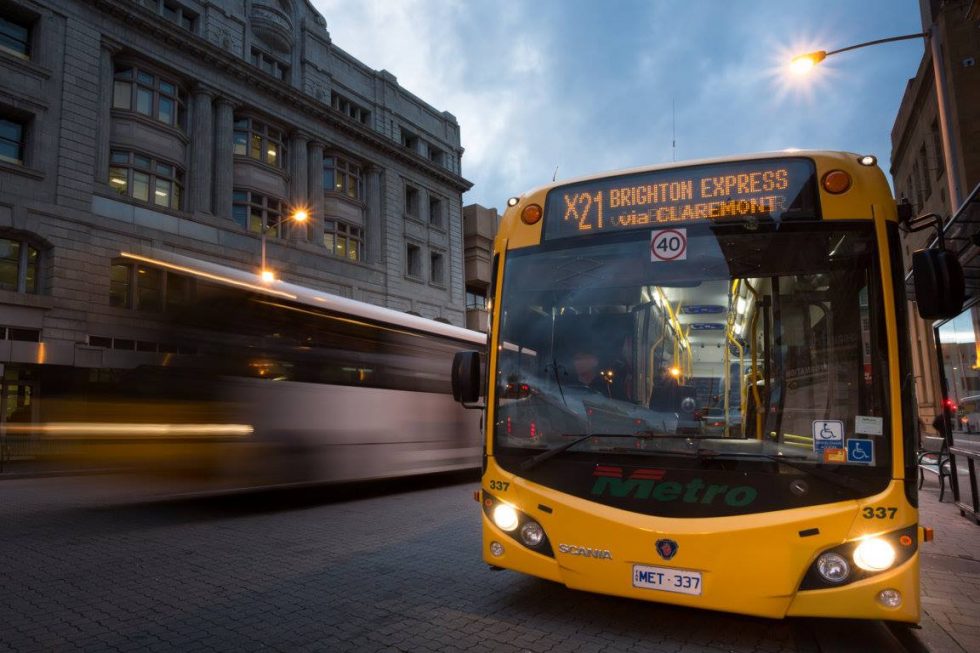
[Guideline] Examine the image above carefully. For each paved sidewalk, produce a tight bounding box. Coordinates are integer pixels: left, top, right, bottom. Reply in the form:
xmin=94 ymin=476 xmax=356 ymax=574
xmin=916 ymin=474 xmax=980 ymax=652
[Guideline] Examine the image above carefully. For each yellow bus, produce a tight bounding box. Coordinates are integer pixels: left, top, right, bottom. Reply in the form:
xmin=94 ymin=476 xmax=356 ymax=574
xmin=452 ymin=151 xmax=964 ymax=622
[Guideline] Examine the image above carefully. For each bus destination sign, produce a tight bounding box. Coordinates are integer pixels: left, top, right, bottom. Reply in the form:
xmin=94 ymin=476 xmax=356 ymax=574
xmin=542 ymin=158 xmax=819 ymax=241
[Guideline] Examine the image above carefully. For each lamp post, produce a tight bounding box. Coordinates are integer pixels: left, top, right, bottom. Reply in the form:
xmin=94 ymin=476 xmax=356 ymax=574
xmin=791 ymin=25 xmax=963 ymax=210
xmin=260 ymin=207 xmax=309 ymax=283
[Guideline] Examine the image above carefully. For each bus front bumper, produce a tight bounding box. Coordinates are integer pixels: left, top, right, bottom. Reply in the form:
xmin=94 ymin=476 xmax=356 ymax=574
xmin=481 ymin=509 xmax=921 ymax=623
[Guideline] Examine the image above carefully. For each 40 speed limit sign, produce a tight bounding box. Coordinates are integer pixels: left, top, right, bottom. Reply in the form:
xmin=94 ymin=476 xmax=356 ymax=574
xmin=650 ymin=228 xmax=687 ymax=262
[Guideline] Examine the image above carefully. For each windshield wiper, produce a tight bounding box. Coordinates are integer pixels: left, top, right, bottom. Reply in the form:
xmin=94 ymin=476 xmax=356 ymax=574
xmin=520 ymin=433 xmax=653 ymax=472
xmin=694 ymin=450 xmax=867 ymax=492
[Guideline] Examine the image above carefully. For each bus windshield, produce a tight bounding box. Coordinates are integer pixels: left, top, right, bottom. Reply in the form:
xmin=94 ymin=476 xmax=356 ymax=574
xmin=494 ymin=221 xmax=892 ymax=491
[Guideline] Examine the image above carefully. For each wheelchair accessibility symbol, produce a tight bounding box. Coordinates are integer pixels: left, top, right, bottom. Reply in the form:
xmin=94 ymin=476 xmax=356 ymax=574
xmin=847 ymin=439 xmax=875 ymax=465
xmin=811 ymin=420 xmax=844 ymax=453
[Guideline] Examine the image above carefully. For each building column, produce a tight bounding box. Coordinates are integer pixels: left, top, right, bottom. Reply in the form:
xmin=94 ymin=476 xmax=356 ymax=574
xmin=306 ymin=141 xmax=324 ymax=244
xmin=94 ymin=40 xmax=121 ymax=183
xmin=212 ymin=99 xmax=235 ymax=220
xmin=288 ymin=132 xmax=309 ymax=241
xmin=366 ymin=166 xmax=384 ymax=264
xmin=189 ymin=86 xmax=214 ymax=214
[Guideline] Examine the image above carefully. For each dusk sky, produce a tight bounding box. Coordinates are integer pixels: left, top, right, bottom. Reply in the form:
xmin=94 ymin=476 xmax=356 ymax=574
xmin=314 ymin=1 xmax=925 ymax=210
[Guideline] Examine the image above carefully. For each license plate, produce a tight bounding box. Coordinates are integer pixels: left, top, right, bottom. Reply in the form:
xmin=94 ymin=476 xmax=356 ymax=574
xmin=632 ymin=564 xmax=702 ymax=595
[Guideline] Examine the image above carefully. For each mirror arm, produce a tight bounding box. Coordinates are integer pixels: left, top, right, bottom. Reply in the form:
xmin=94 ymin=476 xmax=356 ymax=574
xmin=905 ymin=212 xmax=946 ymax=249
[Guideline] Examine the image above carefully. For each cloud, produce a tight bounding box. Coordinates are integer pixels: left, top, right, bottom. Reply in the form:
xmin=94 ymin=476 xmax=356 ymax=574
xmin=312 ymin=0 xmax=925 ymax=208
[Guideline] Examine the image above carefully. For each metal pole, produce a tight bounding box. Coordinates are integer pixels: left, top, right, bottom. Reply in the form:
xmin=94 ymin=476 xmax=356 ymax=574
xmin=928 ymin=23 xmax=963 ymax=212
xmin=825 ymin=32 xmax=928 ymax=57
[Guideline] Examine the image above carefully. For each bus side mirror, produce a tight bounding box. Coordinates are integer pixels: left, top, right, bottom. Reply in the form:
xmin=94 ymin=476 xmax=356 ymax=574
xmin=452 ymin=350 xmax=483 ymax=407
xmin=913 ymin=248 xmax=965 ymax=320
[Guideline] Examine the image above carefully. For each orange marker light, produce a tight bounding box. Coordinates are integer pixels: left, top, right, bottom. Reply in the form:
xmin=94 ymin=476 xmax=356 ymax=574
xmin=521 ymin=204 xmax=543 ymax=225
xmin=899 ymin=535 xmax=913 ymax=547
xmin=822 ymin=170 xmax=852 ymax=194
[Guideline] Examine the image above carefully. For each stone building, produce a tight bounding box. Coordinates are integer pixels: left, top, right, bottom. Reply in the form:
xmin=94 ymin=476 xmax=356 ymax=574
xmin=462 ymin=204 xmax=499 ymax=332
xmin=890 ymin=0 xmax=980 ymax=430
xmin=0 ymin=0 xmax=475 ymax=423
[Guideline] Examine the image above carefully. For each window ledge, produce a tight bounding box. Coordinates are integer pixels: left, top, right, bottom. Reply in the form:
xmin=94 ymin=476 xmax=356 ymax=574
xmin=0 ymin=288 xmax=54 ymax=309
xmin=0 ymin=160 xmax=44 ymax=180
xmin=110 ymin=109 xmax=189 ymax=144
xmin=323 ymin=191 xmax=366 ymax=208
xmin=404 ymin=213 xmax=423 ymax=224
xmin=428 ymin=281 xmax=447 ymax=290
xmin=429 ymin=223 xmax=446 ymax=233
xmin=0 ymin=50 xmax=51 ymax=80
xmin=404 ymin=274 xmax=425 ymax=284
xmin=234 ymin=155 xmax=287 ymax=178
xmin=93 ymin=188 xmax=190 ymax=219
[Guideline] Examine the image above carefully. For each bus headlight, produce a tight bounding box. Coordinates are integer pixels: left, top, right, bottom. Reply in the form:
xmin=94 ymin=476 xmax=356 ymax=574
xmin=853 ymin=537 xmax=896 ymax=572
xmin=799 ymin=526 xmax=916 ymax=591
xmin=482 ymin=491 xmax=555 ymax=558
xmin=520 ymin=520 xmax=544 ymax=547
xmin=492 ymin=503 xmax=519 ymax=532
xmin=816 ymin=552 xmax=851 ymax=583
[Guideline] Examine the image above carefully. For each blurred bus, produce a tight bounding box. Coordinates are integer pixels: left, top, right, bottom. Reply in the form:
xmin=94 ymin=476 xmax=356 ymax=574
xmin=7 ymin=251 xmax=485 ymax=488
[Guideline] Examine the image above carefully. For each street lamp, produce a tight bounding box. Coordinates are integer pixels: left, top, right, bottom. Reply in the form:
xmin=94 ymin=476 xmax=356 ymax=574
xmin=790 ymin=27 xmax=963 ymax=210
xmin=260 ymin=207 xmax=309 ymax=283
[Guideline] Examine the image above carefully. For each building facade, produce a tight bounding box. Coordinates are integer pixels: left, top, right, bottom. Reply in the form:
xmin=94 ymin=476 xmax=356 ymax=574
xmin=0 ymin=0 xmax=474 ymax=427
xmin=890 ymin=0 xmax=980 ymax=430
xmin=462 ymin=204 xmax=499 ymax=332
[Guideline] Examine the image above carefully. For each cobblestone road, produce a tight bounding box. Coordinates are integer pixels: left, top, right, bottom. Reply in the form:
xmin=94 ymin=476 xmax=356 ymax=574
xmin=0 ymin=472 xmax=954 ymax=652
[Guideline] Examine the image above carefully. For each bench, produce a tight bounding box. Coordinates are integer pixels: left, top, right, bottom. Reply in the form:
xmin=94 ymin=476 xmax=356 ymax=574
xmin=918 ymin=435 xmax=952 ymax=501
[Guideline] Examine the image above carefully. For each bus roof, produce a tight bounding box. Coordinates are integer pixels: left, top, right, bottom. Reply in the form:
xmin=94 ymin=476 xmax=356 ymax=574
xmin=119 ymin=249 xmax=487 ymax=347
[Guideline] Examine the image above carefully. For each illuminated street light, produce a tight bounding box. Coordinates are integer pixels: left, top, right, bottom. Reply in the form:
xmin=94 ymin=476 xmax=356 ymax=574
xmin=260 ymin=207 xmax=310 ymax=283
xmin=789 ymin=50 xmax=826 ymax=74
xmin=790 ymin=28 xmax=962 ymax=209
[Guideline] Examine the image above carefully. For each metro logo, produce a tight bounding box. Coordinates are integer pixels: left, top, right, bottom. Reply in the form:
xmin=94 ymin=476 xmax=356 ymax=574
xmin=590 ymin=466 xmax=758 ymax=507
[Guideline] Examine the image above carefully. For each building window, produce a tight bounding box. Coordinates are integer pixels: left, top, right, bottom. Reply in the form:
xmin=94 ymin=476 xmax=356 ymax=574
xmin=406 ymin=243 xmax=421 ymax=279
xmin=429 ymin=196 xmax=443 ymax=228
xmin=466 ymin=287 xmax=487 ymax=310
xmin=931 ymin=120 xmax=944 ymax=180
xmin=401 ymin=128 xmax=418 ymax=152
xmin=324 ymin=155 xmax=363 ymax=200
xmin=108 ymin=150 xmax=183 ymax=210
xmin=0 ymin=15 xmax=30 ymax=59
xmin=911 ymin=162 xmax=924 ymax=209
xmin=428 ymin=146 xmax=444 ymax=166
xmin=112 ymin=66 xmax=187 ymax=129
xmin=233 ymin=117 xmax=285 ymax=168
xmin=251 ymin=48 xmax=288 ymax=80
xmin=330 ymin=92 xmax=370 ymax=125
xmin=919 ymin=145 xmax=932 ymax=200
xmin=140 ymin=0 xmax=196 ymax=31
xmin=323 ymin=219 xmax=363 ymax=262
xmin=405 ymin=184 xmax=419 ymax=218
xmin=0 ymin=236 xmax=39 ymax=294
xmin=232 ymin=190 xmax=284 ymax=236
xmin=0 ymin=117 xmax=25 ymax=165
xmin=430 ymin=251 xmax=445 ymax=285
xmin=110 ymin=261 xmax=193 ymax=312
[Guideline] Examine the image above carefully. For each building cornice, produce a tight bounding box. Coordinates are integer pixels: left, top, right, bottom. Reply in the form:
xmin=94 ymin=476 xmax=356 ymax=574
xmin=86 ymin=0 xmax=473 ymax=193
